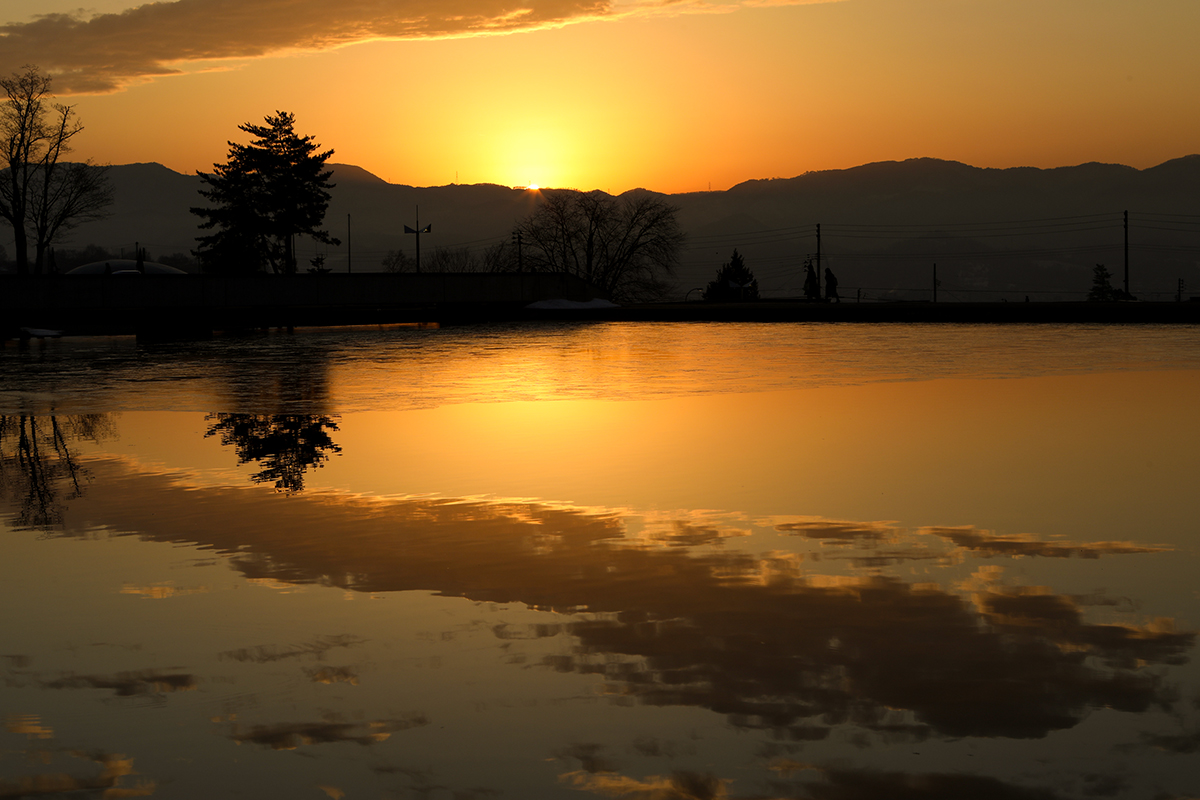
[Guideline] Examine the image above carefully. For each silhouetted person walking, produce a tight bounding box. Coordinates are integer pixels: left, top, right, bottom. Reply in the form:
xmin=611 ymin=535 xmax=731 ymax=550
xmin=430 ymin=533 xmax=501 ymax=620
xmin=824 ymin=267 xmax=840 ymax=303
xmin=803 ymin=261 xmax=819 ymax=301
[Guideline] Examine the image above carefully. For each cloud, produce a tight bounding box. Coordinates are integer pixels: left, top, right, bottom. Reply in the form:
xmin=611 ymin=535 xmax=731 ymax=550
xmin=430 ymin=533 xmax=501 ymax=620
xmin=119 ymin=582 xmax=209 ymax=599
xmin=782 ymin=767 xmax=1062 ymax=800
xmin=555 ymin=742 xmax=620 ymax=775
xmin=559 ymin=769 xmax=729 ymax=800
xmin=0 ymin=0 xmax=836 ymax=94
xmin=5 ymin=713 xmax=54 ymax=739
xmin=547 ymin=575 xmax=1195 ymax=740
xmin=229 ymin=716 xmax=429 ymax=749
xmin=49 ymin=459 xmax=1196 ymax=742
xmin=0 ymin=751 xmax=155 ymax=799
xmin=217 ymin=634 xmax=367 ymax=664
xmin=306 ymin=665 xmax=360 ymax=685
xmin=1140 ymin=728 xmax=1200 ymax=755
xmin=40 ymin=669 xmax=197 ymax=697
xmin=639 ymin=518 xmax=750 ymax=548
xmin=562 ymin=766 xmax=1064 ymax=800
xmin=921 ymin=526 xmax=1168 ymax=559
xmin=776 ymin=518 xmax=898 ymax=543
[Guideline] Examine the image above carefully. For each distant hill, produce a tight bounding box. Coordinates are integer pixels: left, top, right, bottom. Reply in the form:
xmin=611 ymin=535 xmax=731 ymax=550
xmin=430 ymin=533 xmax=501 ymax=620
xmin=673 ymin=156 xmax=1200 ymax=300
xmin=9 ymin=156 xmax=1199 ymax=300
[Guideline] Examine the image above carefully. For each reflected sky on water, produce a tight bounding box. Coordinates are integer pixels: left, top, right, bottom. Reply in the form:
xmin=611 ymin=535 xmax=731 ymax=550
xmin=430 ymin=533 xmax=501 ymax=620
xmin=4 ymin=322 xmax=1200 ymax=412
xmin=2 ymin=323 xmax=1199 ymax=799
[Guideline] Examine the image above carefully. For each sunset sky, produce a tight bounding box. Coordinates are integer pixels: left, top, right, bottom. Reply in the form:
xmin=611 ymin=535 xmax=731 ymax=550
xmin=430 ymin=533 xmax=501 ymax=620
xmin=3 ymin=0 xmax=1198 ymax=194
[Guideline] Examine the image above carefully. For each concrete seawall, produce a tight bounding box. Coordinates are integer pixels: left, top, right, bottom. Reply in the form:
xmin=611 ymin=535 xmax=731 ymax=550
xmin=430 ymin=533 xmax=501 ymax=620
xmin=5 ymin=273 xmax=1200 ymax=335
xmin=609 ymin=300 xmax=1200 ymax=324
xmin=2 ymin=272 xmax=602 ymax=335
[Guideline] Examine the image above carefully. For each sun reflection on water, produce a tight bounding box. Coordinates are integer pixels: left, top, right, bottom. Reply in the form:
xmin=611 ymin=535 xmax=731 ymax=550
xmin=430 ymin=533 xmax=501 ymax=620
xmin=2 ymin=324 xmax=1200 ymax=798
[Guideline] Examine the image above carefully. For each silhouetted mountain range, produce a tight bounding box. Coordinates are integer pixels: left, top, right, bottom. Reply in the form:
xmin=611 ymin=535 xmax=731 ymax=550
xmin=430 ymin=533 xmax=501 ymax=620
xmin=22 ymin=156 xmax=1200 ymax=300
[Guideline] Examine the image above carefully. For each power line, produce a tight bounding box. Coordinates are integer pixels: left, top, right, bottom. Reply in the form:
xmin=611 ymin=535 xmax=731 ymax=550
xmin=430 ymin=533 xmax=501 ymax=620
xmin=827 ymin=212 xmax=1120 ymax=229
xmin=818 ymin=244 xmax=1121 ymax=261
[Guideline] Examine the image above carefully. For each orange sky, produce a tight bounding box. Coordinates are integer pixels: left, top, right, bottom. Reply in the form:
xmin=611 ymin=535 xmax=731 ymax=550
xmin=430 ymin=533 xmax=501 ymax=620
xmin=3 ymin=0 xmax=1198 ymax=194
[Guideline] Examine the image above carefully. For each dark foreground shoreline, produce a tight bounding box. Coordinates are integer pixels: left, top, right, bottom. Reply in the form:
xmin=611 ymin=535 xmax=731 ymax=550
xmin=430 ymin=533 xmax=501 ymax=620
xmin=6 ymin=301 xmax=1199 ymax=338
xmin=4 ymin=272 xmax=1199 ymax=337
xmin=595 ymin=300 xmax=1200 ymax=325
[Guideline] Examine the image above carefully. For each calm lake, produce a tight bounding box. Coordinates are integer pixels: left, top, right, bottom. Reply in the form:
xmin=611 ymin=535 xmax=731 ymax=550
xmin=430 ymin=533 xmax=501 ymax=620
xmin=3 ymin=322 xmax=1199 ymax=799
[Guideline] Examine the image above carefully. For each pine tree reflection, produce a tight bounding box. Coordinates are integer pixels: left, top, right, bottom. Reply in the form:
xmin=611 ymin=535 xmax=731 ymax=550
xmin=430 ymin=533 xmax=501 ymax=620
xmin=0 ymin=414 xmax=114 ymax=529
xmin=198 ymin=330 xmax=335 ymax=414
xmin=204 ymin=414 xmax=341 ymax=492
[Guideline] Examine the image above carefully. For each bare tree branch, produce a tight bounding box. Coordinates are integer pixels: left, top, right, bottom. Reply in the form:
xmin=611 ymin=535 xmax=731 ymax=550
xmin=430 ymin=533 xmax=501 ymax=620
xmin=0 ymin=65 xmax=111 ymax=274
xmin=516 ymin=190 xmax=683 ymax=302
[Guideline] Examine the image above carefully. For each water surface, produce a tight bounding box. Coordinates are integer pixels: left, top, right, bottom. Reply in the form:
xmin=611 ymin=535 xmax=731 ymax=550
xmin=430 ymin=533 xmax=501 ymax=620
xmin=2 ymin=323 xmax=1198 ymax=799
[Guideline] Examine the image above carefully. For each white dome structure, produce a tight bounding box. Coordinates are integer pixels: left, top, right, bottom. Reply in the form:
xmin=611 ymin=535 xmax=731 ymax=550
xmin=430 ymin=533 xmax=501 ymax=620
xmin=66 ymin=259 xmax=188 ymax=275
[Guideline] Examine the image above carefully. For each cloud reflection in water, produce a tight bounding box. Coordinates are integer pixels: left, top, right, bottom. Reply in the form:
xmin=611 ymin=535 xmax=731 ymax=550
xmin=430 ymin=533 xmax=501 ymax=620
xmin=46 ymin=459 xmax=1194 ymax=745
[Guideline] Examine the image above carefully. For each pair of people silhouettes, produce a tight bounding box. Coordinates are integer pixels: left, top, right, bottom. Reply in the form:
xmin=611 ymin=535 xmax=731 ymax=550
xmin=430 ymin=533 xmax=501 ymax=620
xmin=803 ymin=261 xmax=840 ymax=302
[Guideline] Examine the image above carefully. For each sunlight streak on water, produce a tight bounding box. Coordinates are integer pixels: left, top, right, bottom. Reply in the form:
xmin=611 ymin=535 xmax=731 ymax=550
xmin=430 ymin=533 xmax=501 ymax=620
xmin=2 ymin=322 xmax=1199 ymax=413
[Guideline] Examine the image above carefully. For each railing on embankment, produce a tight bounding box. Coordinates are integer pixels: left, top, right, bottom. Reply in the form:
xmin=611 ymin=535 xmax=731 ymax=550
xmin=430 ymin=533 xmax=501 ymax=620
xmin=1 ymin=272 xmax=602 ymax=335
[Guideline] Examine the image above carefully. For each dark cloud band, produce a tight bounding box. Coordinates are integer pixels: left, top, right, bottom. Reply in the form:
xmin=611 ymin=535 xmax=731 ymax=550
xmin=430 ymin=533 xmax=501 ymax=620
xmin=0 ymin=0 xmax=614 ymax=93
xmin=1 ymin=0 xmax=837 ymax=94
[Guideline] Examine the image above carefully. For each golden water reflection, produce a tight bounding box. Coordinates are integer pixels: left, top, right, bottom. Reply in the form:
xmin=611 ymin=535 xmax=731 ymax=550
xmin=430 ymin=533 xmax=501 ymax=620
xmin=0 ymin=749 xmax=154 ymax=799
xmin=3 ymin=343 xmax=1200 ymax=798
xmin=33 ymin=458 xmax=1195 ymax=745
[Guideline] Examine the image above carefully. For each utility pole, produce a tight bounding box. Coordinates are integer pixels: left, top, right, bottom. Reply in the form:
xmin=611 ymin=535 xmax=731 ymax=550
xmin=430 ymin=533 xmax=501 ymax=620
xmin=512 ymin=231 xmax=523 ymax=272
xmin=347 ymin=213 xmax=352 ymax=274
xmin=1123 ymin=210 xmax=1129 ymax=299
xmin=404 ymin=206 xmax=431 ymax=273
xmin=933 ymin=263 xmax=938 ymax=303
xmin=816 ymin=223 xmax=822 ymax=296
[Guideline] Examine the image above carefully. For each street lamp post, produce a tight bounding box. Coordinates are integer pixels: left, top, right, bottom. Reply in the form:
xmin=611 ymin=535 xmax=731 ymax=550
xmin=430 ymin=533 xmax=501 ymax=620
xmin=404 ymin=207 xmax=432 ymax=273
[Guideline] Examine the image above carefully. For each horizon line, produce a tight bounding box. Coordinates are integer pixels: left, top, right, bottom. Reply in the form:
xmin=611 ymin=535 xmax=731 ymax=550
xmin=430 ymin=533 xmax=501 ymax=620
xmin=109 ymin=152 xmax=1200 ymax=196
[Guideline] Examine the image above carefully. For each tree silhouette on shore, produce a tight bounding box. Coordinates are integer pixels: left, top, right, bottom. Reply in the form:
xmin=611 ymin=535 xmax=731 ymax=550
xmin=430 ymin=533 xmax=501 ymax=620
xmin=0 ymin=65 xmax=112 ymax=274
xmin=192 ymin=111 xmax=338 ymax=274
xmin=515 ymin=190 xmax=683 ymax=302
xmin=703 ymin=249 xmax=758 ymax=301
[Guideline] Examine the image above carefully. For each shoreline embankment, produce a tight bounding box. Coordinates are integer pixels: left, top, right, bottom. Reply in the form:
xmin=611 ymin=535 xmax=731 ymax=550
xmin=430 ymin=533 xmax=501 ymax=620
xmin=4 ymin=272 xmax=1200 ymax=337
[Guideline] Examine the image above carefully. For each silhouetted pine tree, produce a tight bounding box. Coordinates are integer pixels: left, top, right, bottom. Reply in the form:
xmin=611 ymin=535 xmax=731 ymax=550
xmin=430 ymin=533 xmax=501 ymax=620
xmin=1088 ymin=264 xmax=1115 ymax=302
xmin=192 ymin=112 xmax=339 ymax=274
xmin=703 ymin=249 xmax=758 ymax=301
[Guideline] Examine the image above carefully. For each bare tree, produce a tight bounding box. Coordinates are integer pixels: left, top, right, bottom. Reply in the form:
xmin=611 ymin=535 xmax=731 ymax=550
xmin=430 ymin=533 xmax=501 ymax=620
xmin=31 ymin=159 xmax=112 ymax=273
xmin=0 ymin=66 xmax=111 ymax=274
xmin=480 ymin=239 xmax=515 ymax=273
xmin=515 ymin=190 xmax=683 ymax=302
xmin=381 ymin=249 xmax=412 ymax=272
xmin=385 ymin=242 xmax=512 ymax=274
xmin=424 ymin=245 xmax=478 ymax=273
